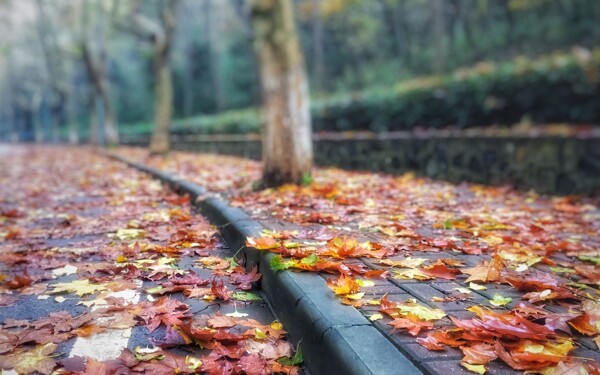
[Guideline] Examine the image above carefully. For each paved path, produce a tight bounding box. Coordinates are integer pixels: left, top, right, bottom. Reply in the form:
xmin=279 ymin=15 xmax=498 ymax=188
xmin=114 ymin=147 xmax=600 ymax=375
xmin=0 ymin=146 xmax=301 ymax=374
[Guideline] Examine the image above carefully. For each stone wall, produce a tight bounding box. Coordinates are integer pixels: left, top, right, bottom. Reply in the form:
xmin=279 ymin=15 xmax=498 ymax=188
xmin=125 ymin=133 xmax=600 ymax=195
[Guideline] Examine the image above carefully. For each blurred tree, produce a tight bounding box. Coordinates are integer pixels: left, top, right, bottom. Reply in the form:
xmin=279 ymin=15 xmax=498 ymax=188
xmin=251 ymin=0 xmax=313 ymax=187
xmin=34 ymin=0 xmax=78 ymax=144
xmin=79 ymin=0 xmax=119 ymax=146
xmin=128 ymin=0 xmax=179 ymax=154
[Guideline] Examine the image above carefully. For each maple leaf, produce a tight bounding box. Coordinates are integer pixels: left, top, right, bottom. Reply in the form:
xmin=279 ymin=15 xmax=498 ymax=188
xmin=489 ymin=294 xmax=512 ymax=307
xmin=244 ymin=338 xmax=294 ymax=360
xmin=393 ymin=268 xmax=433 ymax=281
xmin=237 ymin=354 xmax=269 ymax=375
xmin=420 ymin=260 xmax=462 ymax=280
xmin=229 ymin=266 xmax=262 ymax=290
xmin=211 ymin=278 xmax=233 ymax=301
xmin=327 ymin=275 xmax=360 ymax=295
xmin=323 ymin=237 xmax=370 ymax=259
xmin=567 ymin=314 xmax=598 ymax=336
xmin=0 ymin=332 xmax=18 ymax=354
xmin=504 ymin=271 xmax=566 ymax=292
xmin=379 ymin=257 xmax=427 ymax=268
xmin=522 ymin=289 xmax=578 ymax=304
xmin=133 ymin=350 xmax=197 ymax=374
xmin=494 ymin=340 xmax=573 ymax=371
xmin=80 ymin=358 xmax=110 ymax=374
xmin=388 ymin=317 xmax=434 ymax=336
xmin=460 ymin=342 xmax=498 ymax=365
xmin=207 ymin=314 xmax=239 ymax=329
xmin=416 ymin=335 xmax=446 ymax=351
xmin=137 ymin=297 xmax=190 ymax=332
xmin=379 ymin=296 xmax=446 ymax=321
xmin=462 ymin=253 xmax=504 ymax=283
xmin=0 ymin=342 xmax=57 ymax=375
xmin=455 ymin=306 xmax=555 ymax=340
xmin=50 ymin=279 xmax=107 ymax=297
xmin=246 ymin=236 xmax=279 ymax=250
xmin=543 ymin=361 xmax=600 ymax=375
xmin=149 ymin=325 xmax=191 ymax=348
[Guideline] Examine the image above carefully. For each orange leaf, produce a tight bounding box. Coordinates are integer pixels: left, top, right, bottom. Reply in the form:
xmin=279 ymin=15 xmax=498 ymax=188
xmin=421 ymin=260 xmax=461 ymax=280
xmin=462 ymin=254 xmax=504 ymax=283
xmin=388 ymin=317 xmax=433 ymax=336
xmin=460 ymin=342 xmax=498 ymax=365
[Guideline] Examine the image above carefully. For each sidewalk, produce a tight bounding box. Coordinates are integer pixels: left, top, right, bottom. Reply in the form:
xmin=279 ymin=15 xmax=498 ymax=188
xmin=1 ymin=145 xmax=598 ymax=375
xmin=0 ymin=146 xmax=302 ymax=374
xmin=113 ymin=147 xmax=600 ymax=375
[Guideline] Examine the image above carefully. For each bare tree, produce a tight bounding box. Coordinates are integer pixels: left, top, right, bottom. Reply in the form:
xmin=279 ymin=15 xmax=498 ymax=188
xmin=250 ymin=0 xmax=313 ymax=187
xmin=129 ymin=0 xmax=179 ymax=154
xmin=80 ymin=0 xmax=119 ymax=146
xmin=35 ymin=0 xmax=76 ymax=144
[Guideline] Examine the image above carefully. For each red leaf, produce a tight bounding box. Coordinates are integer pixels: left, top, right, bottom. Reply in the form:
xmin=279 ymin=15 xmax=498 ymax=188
xmin=229 ymin=266 xmax=262 ymax=290
xmin=388 ymin=317 xmax=433 ymax=336
xmin=420 ymin=260 xmax=461 ymax=280
xmin=460 ymin=342 xmax=498 ymax=365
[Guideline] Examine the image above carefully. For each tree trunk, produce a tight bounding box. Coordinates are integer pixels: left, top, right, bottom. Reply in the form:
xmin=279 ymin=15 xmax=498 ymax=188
xmin=183 ymin=47 xmax=194 ymax=117
xmin=67 ymin=95 xmax=79 ymax=144
xmin=251 ymin=0 xmax=313 ymax=187
xmin=81 ymin=41 xmax=119 ymax=146
xmin=99 ymin=80 xmax=118 ymax=146
xmin=88 ymin=93 xmax=99 ymax=145
xmin=132 ymin=0 xmax=178 ymax=155
xmin=149 ymin=50 xmax=173 ymax=154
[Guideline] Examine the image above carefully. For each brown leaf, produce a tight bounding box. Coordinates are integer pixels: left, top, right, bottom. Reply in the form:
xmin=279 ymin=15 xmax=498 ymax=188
xmin=460 ymin=342 xmax=498 ymax=365
xmin=462 ymin=253 xmax=504 ymax=283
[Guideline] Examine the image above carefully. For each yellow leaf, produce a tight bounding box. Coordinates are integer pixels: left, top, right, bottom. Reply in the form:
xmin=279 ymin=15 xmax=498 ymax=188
xmin=112 ymin=228 xmax=145 ymax=241
xmin=469 ymin=282 xmax=487 ymax=291
xmin=50 ymin=279 xmax=107 ymax=297
xmin=356 ymin=279 xmax=375 ymax=287
xmin=399 ymin=302 xmax=446 ymax=321
xmin=346 ymin=292 xmax=365 ymax=300
xmin=461 ymin=362 xmax=486 ymax=374
xmin=369 ymin=313 xmax=384 ymax=321
xmin=255 ymin=328 xmax=268 ymax=340
xmin=380 ymin=257 xmax=427 ymax=268
xmin=393 ymin=268 xmax=432 ymax=281
xmin=489 ymin=294 xmax=512 ymax=307
xmin=185 ymin=356 xmax=202 ymax=371
xmin=10 ymin=342 xmax=58 ymax=375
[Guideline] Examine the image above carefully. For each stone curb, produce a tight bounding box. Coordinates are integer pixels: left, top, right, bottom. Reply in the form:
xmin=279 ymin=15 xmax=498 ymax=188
xmin=105 ymin=152 xmax=422 ymax=375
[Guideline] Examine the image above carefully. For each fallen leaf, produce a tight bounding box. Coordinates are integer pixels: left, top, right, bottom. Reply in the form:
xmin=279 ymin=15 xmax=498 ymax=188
xmin=461 ymin=362 xmax=486 ymax=374
xmin=489 ymin=294 xmax=512 ymax=307
xmin=0 ymin=342 xmax=57 ymax=375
